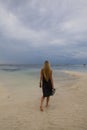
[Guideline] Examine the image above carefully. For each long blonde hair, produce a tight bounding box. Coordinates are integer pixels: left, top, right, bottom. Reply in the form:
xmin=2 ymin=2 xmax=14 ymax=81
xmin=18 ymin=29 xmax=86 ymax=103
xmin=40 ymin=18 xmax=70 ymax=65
xmin=43 ymin=61 xmax=51 ymax=81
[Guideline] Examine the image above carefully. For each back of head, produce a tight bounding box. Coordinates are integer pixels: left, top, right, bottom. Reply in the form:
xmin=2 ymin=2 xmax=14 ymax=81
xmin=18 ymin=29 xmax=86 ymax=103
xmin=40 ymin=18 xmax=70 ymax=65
xmin=43 ymin=60 xmax=51 ymax=81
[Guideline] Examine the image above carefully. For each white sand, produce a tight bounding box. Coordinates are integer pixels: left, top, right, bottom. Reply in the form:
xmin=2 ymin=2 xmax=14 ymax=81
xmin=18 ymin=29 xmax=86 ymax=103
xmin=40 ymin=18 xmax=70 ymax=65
xmin=0 ymin=71 xmax=87 ymax=130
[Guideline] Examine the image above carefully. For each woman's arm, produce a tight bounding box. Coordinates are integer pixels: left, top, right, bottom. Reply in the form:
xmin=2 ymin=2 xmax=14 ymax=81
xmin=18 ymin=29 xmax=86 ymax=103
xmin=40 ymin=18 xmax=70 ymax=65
xmin=39 ymin=69 xmax=43 ymax=88
xmin=50 ymin=70 xmax=54 ymax=89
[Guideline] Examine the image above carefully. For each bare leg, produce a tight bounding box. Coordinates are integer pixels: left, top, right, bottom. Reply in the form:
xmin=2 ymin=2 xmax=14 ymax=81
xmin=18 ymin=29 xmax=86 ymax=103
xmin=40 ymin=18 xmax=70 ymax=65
xmin=46 ymin=96 xmax=50 ymax=107
xmin=40 ymin=96 xmax=45 ymax=111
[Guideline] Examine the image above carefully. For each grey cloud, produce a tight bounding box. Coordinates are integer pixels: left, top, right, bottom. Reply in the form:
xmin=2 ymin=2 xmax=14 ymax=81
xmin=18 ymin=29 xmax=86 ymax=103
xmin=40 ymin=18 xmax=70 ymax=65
xmin=0 ymin=0 xmax=87 ymax=64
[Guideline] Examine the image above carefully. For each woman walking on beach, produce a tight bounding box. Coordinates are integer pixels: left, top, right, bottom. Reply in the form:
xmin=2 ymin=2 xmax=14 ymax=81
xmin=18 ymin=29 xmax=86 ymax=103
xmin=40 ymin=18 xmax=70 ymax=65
xmin=39 ymin=60 xmax=55 ymax=111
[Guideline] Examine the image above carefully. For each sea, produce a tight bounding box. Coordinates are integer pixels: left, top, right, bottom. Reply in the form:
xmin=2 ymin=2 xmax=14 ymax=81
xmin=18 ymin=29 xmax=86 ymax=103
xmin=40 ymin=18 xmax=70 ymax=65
xmin=0 ymin=64 xmax=87 ymax=89
xmin=0 ymin=64 xmax=87 ymax=72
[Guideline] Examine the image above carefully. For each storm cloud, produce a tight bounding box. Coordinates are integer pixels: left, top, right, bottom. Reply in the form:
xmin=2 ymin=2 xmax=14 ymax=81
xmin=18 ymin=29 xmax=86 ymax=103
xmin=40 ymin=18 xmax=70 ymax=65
xmin=0 ymin=0 xmax=87 ymax=64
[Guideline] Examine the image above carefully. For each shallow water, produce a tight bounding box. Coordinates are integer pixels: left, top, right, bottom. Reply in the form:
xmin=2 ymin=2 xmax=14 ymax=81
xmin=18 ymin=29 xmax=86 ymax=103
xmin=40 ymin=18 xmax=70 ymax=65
xmin=0 ymin=64 xmax=86 ymax=89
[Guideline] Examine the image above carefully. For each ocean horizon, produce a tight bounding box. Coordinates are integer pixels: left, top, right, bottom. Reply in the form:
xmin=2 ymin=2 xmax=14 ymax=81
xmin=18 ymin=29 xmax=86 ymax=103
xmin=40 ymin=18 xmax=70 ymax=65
xmin=0 ymin=64 xmax=87 ymax=72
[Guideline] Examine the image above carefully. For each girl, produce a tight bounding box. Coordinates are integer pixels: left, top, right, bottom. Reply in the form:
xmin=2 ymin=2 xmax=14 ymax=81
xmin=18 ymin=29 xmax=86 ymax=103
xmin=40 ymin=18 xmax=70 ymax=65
xmin=39 ymin=61 xmax=54 ymax=111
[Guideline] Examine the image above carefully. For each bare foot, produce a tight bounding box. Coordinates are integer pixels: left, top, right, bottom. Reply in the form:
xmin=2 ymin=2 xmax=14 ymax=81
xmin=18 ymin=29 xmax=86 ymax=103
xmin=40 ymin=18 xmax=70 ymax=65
xmin=40 ymin=106 xmax=43 ymax=111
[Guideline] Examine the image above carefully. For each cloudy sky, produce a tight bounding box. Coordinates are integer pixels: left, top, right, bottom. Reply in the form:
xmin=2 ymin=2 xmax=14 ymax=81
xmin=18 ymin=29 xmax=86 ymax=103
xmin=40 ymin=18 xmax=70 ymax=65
xmin=0 ymin=0 xmax=87 ymax=64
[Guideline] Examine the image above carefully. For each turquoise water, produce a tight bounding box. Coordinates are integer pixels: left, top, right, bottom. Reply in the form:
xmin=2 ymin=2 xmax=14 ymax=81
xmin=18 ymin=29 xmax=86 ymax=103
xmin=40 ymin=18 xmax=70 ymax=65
xmin=0 ymin=64 xmax=87 ymax=89
xmin=0 ymin=64 xmax=87 ymax=73
xmin=0 ymin=64 xmax=87 ymax=80
xmin=53 ymin=64 xmax=87 ymax=72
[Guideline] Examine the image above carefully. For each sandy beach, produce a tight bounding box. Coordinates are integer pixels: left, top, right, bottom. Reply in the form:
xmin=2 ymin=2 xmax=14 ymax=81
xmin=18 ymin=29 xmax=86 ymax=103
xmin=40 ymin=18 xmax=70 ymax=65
xmin=0 ymin=70 xmax=87 ymax=130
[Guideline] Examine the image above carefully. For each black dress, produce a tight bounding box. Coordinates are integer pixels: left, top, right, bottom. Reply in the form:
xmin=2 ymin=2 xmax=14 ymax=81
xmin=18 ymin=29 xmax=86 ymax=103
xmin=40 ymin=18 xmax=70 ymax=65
xmin=42 ymin=74 xmax=52 ymax=97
